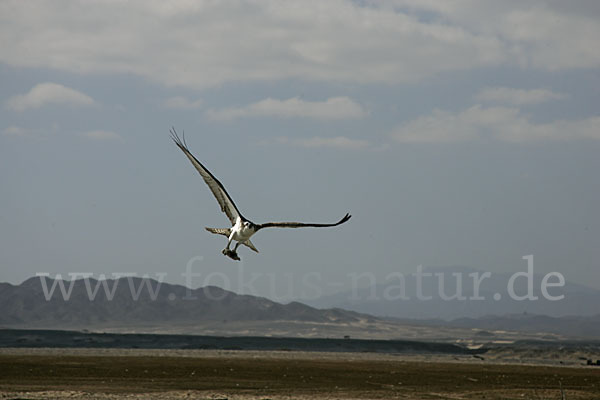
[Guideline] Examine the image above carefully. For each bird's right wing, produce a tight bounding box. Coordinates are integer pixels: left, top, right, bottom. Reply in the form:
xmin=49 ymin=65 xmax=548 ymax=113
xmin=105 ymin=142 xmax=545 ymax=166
xmin=171 ymin=128 xmax=243 ymax=225
xmin=258 ymin=213 xmax=351 ymax=230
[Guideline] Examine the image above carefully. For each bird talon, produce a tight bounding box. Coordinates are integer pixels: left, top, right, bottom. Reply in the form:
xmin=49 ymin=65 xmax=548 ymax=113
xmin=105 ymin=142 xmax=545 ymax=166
xmin=222 ymin=249 xmax=240 ymax=261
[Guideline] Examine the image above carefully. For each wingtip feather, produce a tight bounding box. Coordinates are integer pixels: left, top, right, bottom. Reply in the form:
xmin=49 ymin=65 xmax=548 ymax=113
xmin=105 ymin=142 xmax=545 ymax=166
xmin=170 ymin=127 xmax=188 ymax=149
xmin=342 ymin=213 xmax=351 ymax=223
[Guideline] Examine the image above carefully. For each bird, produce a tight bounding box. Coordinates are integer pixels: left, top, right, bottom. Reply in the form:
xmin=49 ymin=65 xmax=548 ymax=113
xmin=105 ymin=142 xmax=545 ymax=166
xmin=170 ymin=128 xmax=351 ymax=261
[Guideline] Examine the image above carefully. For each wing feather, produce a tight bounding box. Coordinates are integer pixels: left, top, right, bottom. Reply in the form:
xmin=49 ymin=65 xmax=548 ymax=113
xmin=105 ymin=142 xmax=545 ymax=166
xmin=258 ymin=213 xmax=351 ymax=230
xmin=171 ymin=128 xmax=243 ymax=225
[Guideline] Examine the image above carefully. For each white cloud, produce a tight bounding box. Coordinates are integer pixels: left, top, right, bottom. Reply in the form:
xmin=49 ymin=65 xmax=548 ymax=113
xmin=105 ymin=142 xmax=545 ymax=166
xmin=275 ymin=136 xmax=369 ymax=150
xmin=206 ymin=97 xmax=367 ymax=121
xmin=2 ymin=125 xmax=29 ymax=137
xmin=475 ymin=87 xmax=565 ymax=105
xmin=392 ymin=105 xmax=600 ymax=143
xmin=6 ymin=82 xmax=95 ymax=111
xmin=2 ymin=123 xmax=61 ymax=138
xmin=5 ymin=1 xmax=597 ymax=88
xmin=390 ymin=1 xmax=600 ymax=70
xmin=83 ymin=130 xmax=121 ymax=141
xmin=164 ymin=96 xmax=203 ymax=110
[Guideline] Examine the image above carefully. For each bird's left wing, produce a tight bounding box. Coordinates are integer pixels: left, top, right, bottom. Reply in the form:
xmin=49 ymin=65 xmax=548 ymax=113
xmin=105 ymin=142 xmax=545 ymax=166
xmin=258 ymin=213 xmax=351 ymax=230
xmin=171 ymin=128 xmax=243 ymax=225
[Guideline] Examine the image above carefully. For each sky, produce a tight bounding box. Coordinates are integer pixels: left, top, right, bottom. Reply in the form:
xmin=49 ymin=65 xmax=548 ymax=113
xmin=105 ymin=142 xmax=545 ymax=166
xmin=1 ymin=1 xmax=599 ymax=299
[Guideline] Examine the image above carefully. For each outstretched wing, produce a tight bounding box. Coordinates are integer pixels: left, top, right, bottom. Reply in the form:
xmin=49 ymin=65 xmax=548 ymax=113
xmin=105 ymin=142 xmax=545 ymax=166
xmin=171 ymin=128 xmax=243 ymax=225
xmin=258 ymin=213 xmax=351 ymax=230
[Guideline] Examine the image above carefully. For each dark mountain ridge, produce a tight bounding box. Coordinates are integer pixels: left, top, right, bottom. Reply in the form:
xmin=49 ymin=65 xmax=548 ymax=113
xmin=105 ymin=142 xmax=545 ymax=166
xmin=0 ymin=276 xmax=363 ymax=329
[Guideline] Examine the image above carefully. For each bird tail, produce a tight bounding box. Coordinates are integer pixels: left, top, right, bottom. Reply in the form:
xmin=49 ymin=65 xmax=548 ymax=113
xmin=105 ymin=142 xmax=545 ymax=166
xmin=244 ymin=239 xmax=259 ymax=253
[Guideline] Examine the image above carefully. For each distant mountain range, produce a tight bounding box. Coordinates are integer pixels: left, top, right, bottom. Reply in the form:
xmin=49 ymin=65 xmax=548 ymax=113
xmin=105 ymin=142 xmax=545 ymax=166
xmin=301 ymin=266 xmax=600 ymax=320
xmin=1 ymin=275 xmax=600 ymax=339
xmin=0 ymin=276 xmax=363 ymax=330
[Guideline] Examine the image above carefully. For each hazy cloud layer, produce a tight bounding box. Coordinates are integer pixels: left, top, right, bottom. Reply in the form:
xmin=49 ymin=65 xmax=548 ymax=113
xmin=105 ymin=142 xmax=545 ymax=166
xmin=6 ymin=82 xmax=95 ymax=111
xmin=206 ymin=97 xmax=367 ymax=120
xmin=475 ymin=87 xmax=565 ymax=105
xmin=274 ymin=135 xmax=369 ymax=150
xmin=2 ymin=1 xmax=598 ymax=88
xmin=392 ymin=105 xmax=600 ymax=143
xmin=83 ymin=130 xmax=122 ymax=141
xmin=2 ymin=125 xmax=29 ymax=137
xmin=164 ymin=96 xmax=204 ymax=110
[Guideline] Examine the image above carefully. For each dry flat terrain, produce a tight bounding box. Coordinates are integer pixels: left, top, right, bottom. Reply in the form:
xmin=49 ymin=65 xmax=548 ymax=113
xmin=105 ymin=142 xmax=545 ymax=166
xmin=1 ymin=349 xmax=599 ymax=399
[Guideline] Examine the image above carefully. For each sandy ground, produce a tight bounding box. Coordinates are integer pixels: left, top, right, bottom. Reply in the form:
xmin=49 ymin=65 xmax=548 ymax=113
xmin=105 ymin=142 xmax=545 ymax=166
xmin=1 ymin=348 xmax=599 ymax=399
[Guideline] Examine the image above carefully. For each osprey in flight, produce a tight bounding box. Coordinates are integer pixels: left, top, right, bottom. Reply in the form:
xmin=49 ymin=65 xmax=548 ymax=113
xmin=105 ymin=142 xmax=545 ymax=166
xmin=170 ymin=129 xmax=351 ymax=261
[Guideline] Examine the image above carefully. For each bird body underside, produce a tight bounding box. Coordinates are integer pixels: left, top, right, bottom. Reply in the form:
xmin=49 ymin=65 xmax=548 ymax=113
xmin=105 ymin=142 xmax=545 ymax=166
xmin=205 ymin=227 xmax=259 ymax=253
